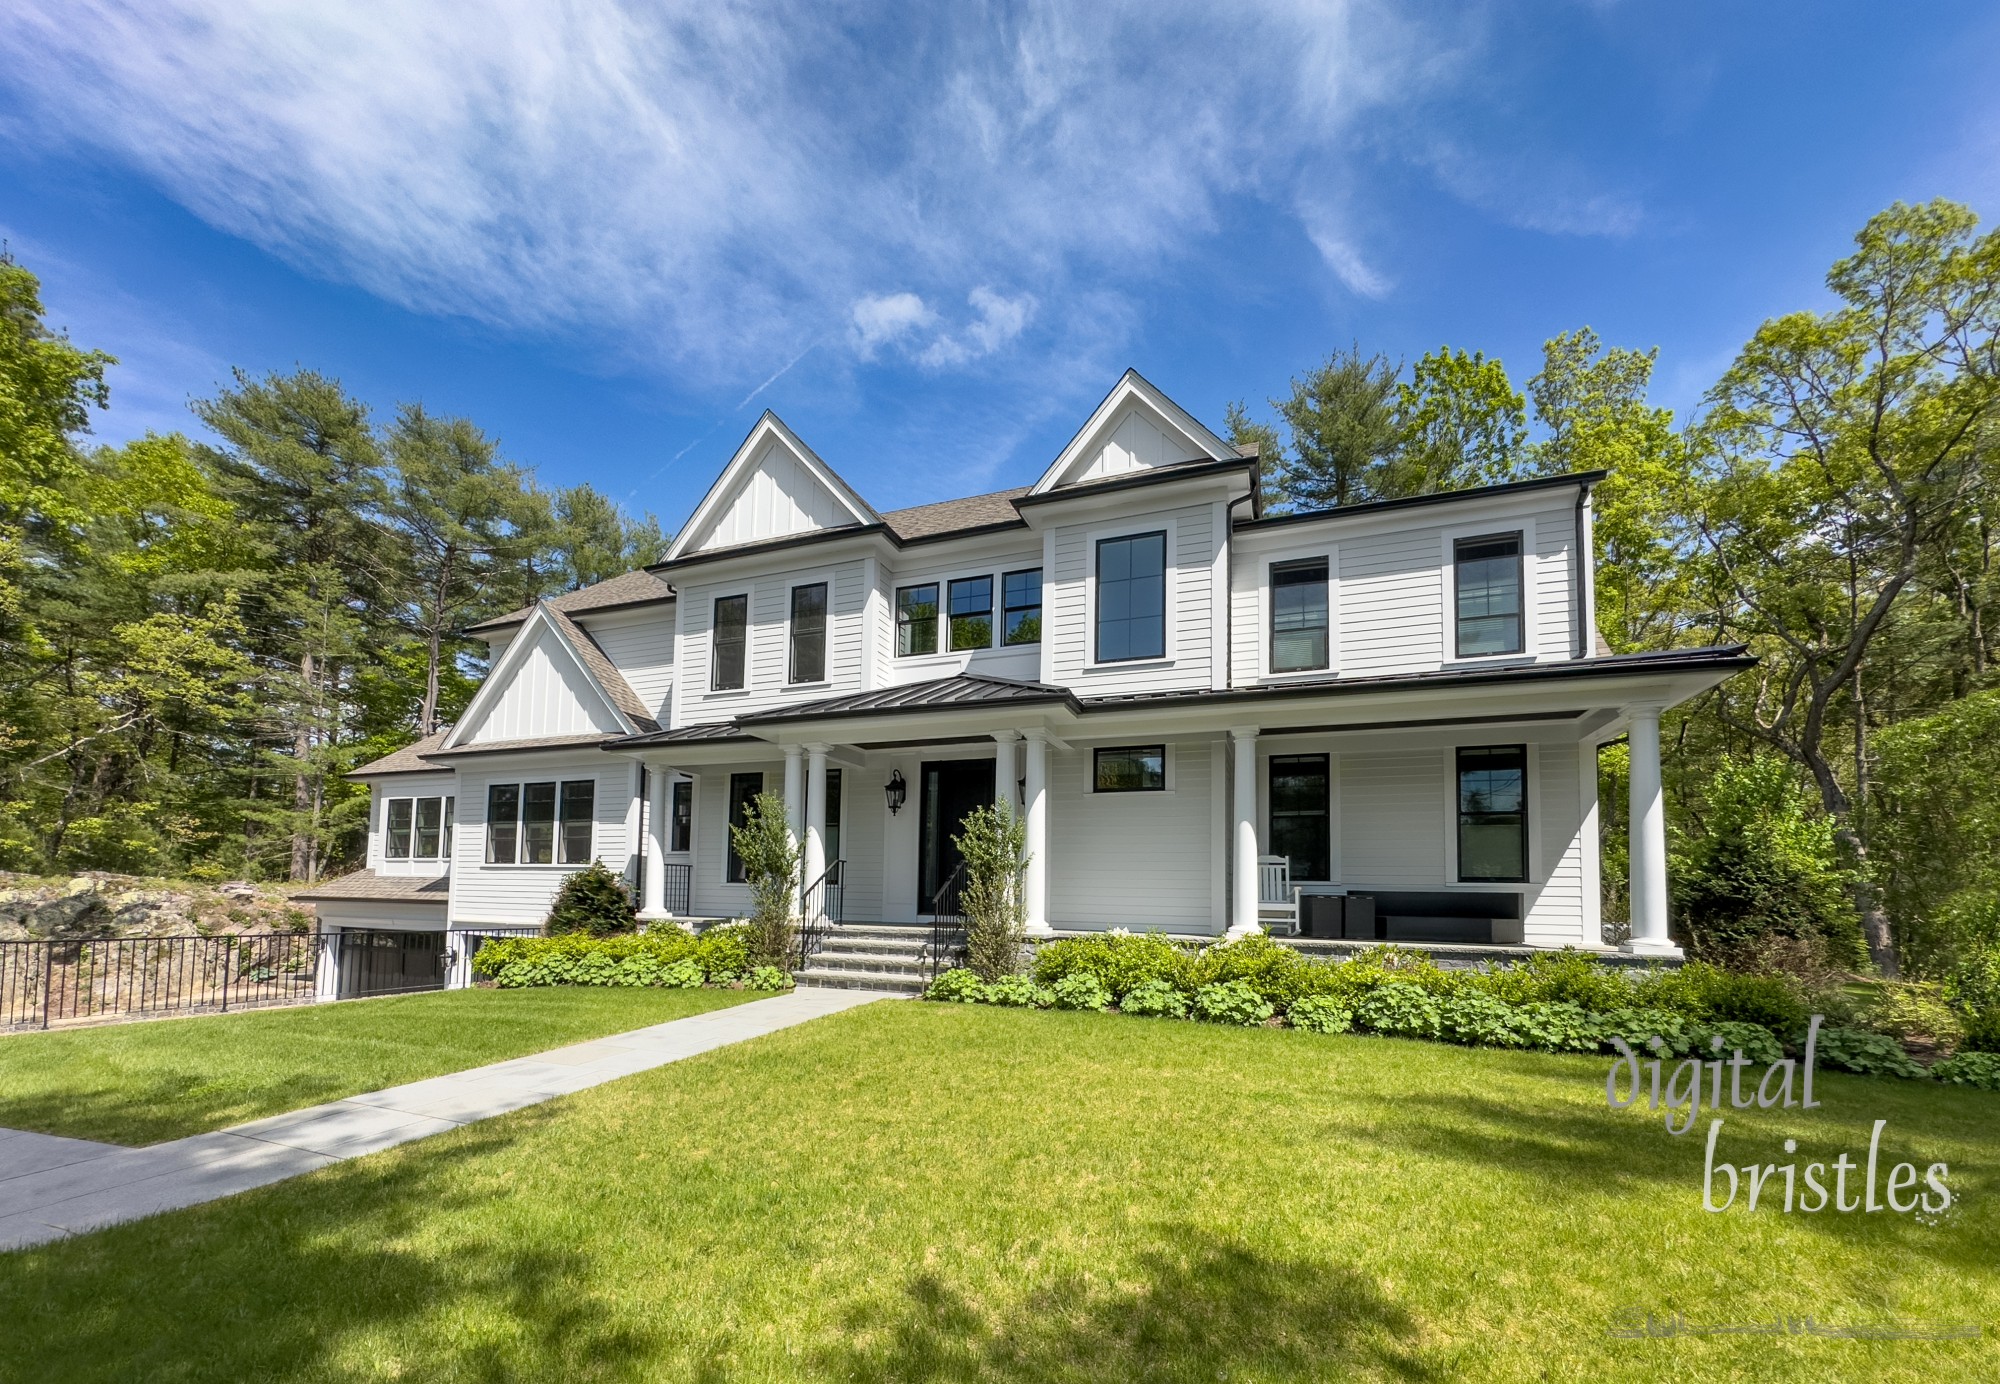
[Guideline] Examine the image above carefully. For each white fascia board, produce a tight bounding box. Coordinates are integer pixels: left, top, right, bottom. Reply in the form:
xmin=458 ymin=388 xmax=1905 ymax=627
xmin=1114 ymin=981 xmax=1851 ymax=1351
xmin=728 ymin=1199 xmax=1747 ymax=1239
xmin=665 ymin=412 xmax=883 ymax=562
xmin=439 ymin=603 xmax=633 ymax=750
xmin=1029 ymin=369 xmax=1234 ymax=495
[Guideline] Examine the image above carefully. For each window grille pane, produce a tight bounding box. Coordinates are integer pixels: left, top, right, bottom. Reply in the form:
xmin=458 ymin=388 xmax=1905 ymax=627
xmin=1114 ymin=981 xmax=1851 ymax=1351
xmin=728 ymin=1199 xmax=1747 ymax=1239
xmin=1454 ymin=535 xmax=1522 ymax=658
xmin=948 ymin=576 xmax=992 ymax=650
xmin=522 ymin=781 xmax=557 ymax=865
xmin=1270 ymin=560 xmax=1329 ymax=673
xmin=1457 ymin=746 xmax=1527 ymax=881
xmin=1003 ymin=568 xmax=1042 ymax=645
xmin=789 ymin=583 xmax=827 ymax=683
xmin=1095 ymin=532 xmax=1167 ymax=662
xmin=486 ymin=785 xmax=519 ymax=864
xmin=712 ymin=595 xmax=748 ymax=688
xmin=896 ymin=585 xmax=938 ymax=656
xmin=1093 ymin=745 xmax=1165 ymax=792
xmin=385 ymin=799 xmax=413 ymax=859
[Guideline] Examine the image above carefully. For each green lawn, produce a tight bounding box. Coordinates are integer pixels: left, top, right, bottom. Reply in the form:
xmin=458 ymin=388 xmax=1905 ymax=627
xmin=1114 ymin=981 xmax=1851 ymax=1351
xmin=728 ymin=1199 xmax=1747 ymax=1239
xmin=2 ymin=1001 xmax=1996 ymax=1382
xmin=0 ymin=986 xmax=758 ymax=1145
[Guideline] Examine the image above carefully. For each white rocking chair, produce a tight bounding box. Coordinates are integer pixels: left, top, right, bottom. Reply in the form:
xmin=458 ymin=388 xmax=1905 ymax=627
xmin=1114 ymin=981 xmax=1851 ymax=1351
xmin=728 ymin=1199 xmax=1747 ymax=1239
xmin=1257 ymin=855 xmax=1300 ymax=936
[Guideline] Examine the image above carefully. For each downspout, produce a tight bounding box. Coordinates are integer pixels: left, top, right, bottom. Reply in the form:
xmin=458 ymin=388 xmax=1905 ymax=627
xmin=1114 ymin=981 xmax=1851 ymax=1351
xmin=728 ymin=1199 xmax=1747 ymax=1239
xmin=1224 ymin=483 xmax=1259 ymax=690
xmin=1573 ymin=480 xmax=1596 ymax=660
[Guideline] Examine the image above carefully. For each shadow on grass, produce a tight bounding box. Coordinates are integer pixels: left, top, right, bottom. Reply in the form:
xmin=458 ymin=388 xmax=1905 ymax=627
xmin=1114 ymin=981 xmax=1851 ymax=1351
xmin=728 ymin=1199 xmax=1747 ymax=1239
xmin=821 ymin=1227 xmax=1441 ymax=1384
xmin=0 ymin=1111 xmax=662 ymax=1383
xmin=0 ymin=1070 xmax=357 ymax=1147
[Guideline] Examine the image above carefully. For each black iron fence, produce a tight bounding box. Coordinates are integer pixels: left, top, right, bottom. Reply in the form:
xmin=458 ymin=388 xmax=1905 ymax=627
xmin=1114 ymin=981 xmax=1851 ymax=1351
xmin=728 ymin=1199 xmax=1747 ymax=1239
xmin=0 ymin=931 xmax=322 ymax=1031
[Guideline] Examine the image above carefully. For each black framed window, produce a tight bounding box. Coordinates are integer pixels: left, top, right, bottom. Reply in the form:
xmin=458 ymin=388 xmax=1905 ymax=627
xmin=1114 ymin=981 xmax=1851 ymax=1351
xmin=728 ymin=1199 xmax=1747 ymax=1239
xmin=725 ymin=771 xmax=762 ymax=883
xmin=1093 ymin=745 xmax=1165 ymax=792
xmin=389 ymin=796 xmax=453 ymax=860
xmin=1457 ymin=746 xmax=1527 ymax=882
xmin=1095 ymin=530 xmax=1167 ymax=662
xmin=1454 ymin=534 xmax=1523 ymax=658
xmin=1003 ymin=568 xmax=1042 ymax=645
xmin=789 ymin=582 xmax=827 ymax=683
xmin=522 ymin=781 xmax=558 ymax=864
xmin=384 ymin=799 xmax=414 ymax=859
xmin=948 ymin=576 xmax=992 ymax=650
xmin=486 ymin=785 xmax=519 ymax=864
xmin=1269 ymin=755 xmax=1330 ymax=882
xmin=669 ymin=779 xmax=693 ymax=853
xmin=1270 ymin=559 xmax=1330 ymax=673
xmin=558 ymin=780 xmax=595 ymax=865
xmin=896 ymin=584 xmax=938 ymax=657
xmin=711 ymin=594 xmax=748 ymax=689
xmin=826 ymin=769 xmax=843 ymax=863
xmin=413 ymin=797 xmax=445 ymax=859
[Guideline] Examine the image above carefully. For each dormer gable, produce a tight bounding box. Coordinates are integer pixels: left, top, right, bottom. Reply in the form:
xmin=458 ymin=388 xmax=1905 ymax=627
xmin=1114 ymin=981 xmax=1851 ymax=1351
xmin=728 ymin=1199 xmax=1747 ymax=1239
xmin=666 ymin=412 xmax=882 ymax=561
xmin=1029 ymin=369 xmax=1235 ymax=495
xmin=441 ymin=602 xmax=652 ymax=749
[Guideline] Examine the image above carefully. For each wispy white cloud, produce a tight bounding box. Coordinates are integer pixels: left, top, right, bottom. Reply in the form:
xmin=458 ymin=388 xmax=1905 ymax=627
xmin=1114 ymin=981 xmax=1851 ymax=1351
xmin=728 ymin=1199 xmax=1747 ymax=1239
xmin=1415 ymin=139 xmax=1645 ymax=238
xmin=849 ymin=293 xmax=935 ymax=357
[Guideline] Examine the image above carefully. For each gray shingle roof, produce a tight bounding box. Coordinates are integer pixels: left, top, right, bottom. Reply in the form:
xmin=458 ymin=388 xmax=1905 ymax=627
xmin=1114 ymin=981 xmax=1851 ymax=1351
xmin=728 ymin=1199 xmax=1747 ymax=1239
xmin=421 ymin=732 xmax=624 ymax=758
xmin=739 ymin=673 xmax=1077 ymax=724
xmin=465 ymin=569 xmax=674 ymax=635
xmin=293 ymin=871 xmax=451 ymax=905
xmin=350 ymin=730 xmax=452 ymax=776
xmin=544 ymin=605 xmax=660 ymax=733
xmin=879 ymin=487 xmax=1030 ymax=540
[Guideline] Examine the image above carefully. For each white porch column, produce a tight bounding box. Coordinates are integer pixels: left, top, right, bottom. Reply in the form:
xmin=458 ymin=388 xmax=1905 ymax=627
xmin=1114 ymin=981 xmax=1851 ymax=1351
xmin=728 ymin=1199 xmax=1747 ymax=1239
xmin=992 ymin=731 xmax=1020 ymax=812
xmin=782 ymin=745 xmax=804 ymax=844
xmin=1022 ymin=730 xmax=1051 ymax=935
xmin=1622 ymin=704 xmax=1681 ymax=958
xmin=1229 ymin=726 xmax=1262 ymax=937
xmin=803 ymin=744 xmax=829 ymax=909
xmin=639 ymin=764 xmax=671 ymax=919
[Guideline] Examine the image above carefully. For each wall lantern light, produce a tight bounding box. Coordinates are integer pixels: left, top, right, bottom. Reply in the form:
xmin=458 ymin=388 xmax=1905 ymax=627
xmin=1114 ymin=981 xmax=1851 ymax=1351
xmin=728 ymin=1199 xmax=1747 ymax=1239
xmin=885 ymin=768 xmax=907 ymax=815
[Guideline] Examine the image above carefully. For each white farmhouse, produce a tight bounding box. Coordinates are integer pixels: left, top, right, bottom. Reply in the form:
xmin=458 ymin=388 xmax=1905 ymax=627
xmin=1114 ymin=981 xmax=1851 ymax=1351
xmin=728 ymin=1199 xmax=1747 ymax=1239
xmin=301 ymin=371 xmax=1748 ymax=994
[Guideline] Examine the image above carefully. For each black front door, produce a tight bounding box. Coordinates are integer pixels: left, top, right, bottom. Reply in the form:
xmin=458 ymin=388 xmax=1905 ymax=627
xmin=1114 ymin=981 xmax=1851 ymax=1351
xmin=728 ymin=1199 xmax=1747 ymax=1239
xmin=919 ymin=758 xmax=995 ymax=912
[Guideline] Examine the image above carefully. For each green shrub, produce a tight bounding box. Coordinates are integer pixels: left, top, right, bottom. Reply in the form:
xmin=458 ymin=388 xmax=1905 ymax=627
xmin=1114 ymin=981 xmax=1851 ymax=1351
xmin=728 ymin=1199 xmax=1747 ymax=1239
xmin=545 ymin=860 xmax=637 ymax=937
xmin=1509 ymin=1002 xmax=1599 ymax=1053
xmin=985 ymin=974 xmax=1055 ymax=1009
xmin=1930 ymin=1050 xmax=2000 ymax=1091
xmin=658 ymin=958 xmax=704 ymax=989
xmin=1187 ymin=934 xmax=1316 ymax=1006
xmin=1119 ymin=978 xmax=1190 ymax=1019
xmin=745 ymin=965 xmax=793 ymax=991
xmin=1050 ymin=972 xmax=1111 ymax=1012
xmin=1473 ymin=950 xmax=1637 ymax=1012
xmin=691 ymin=924 xmax=753 ymax=984
xmin=1961 ymin=1010 xmax=2000 ymax=1055
xmin=729 ymin=790 xmax=799 ymax=968
xmin=956 ymin=802 xmax=1028 ymax=980
xmin=1859 ymin=982 xmax=1963 ymax=1048
xmin=1637 ymin=962 xmax=1809 ymax=1036
xmin=1690 ymin=1021 xmax=1785 ymax=1068
xmin=1437 ymin=991 xmax=1524 ymax=1048
xmin=469 ymin=928 xmax=751 ymax=989
xmin=925 ymin=968 xmax=988 ymax=1003
xmin=1286 ymin=994 xmax=1353 ymax=1034
xmin=1591 ymin=1007 xmax=1697 ymax=1057
xmin=1192 ymin=979 xmax=1274 ymax=1026
xmin=1943 ymin=943 xmax=2000 ymax=1052
xmin=1032 ymin=932 xmax=1190 ymax=997
xmin=1354 ymin=982 xmax=1442 ymax=1040
xmin=1812 ymin=1026 xmax=1927 ymax=1080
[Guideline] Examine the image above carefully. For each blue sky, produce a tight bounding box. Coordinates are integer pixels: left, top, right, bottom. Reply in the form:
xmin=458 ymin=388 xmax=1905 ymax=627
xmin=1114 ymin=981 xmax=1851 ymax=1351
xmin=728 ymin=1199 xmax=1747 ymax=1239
xmin=3 ymin=2 xmax=1996 ymax=531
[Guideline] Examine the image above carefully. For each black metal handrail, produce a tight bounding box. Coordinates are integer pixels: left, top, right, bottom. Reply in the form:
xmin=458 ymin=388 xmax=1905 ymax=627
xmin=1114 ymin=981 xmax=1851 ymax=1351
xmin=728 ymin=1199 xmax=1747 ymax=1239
xmin=795 ymin=858 xmax=844 ymax=968
xmin=921 ymin=861 xmax=967 ymax=981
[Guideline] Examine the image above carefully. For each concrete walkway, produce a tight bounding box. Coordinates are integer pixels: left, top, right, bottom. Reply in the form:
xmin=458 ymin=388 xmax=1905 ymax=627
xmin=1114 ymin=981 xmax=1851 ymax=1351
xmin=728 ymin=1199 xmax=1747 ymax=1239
xmin=0 ymin=985 xmax=897 ymax=1252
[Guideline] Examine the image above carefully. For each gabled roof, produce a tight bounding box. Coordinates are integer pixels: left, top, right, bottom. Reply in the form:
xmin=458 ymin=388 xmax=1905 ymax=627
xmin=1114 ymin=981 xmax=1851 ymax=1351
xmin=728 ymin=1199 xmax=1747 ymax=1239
xmin=542 ymin=605 xmax=660 ymax=732
xmin=879 ymin=487 xmax=1032 ymax=541
xmin=466 ymin=569 xmax=674 ymax=636
xmin=739 ymin=673 xmax=1079 ymax=724
xmin=440 ymin=600 xmax=657 ymax=752
xmin=350 ymin=729 xmax=452 ymax=777
xmin=1029 ymin=369 xmax=1234 ymax=495
xmin=422 ymin=732 xmax=626 ymax=758
xmin=665 ymin=411 xmax=884 ymax=562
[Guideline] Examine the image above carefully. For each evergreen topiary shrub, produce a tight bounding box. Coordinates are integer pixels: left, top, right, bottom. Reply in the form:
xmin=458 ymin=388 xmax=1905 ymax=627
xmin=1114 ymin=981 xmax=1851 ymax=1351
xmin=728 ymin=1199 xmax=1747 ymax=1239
xmin=1051 ymin=972 xmax=1111 ymax=1012
xmin=1354 ymin=982 xmax=1442 ymax=1039
xmin=545 ymin=860 xmax=637 ymax=937
xmin=730 ymin=791 xmax=800 ymax=969
xmin=956 ymin=802 xmax=1028 ymax=980
xmin=1192 ymin=979 xmax=1274 ymax=1026
xmin=1119 ymin=978 xmax=1190 ymax=1019
xmin=1286 ymin=994 xmax=1353 ymax=1034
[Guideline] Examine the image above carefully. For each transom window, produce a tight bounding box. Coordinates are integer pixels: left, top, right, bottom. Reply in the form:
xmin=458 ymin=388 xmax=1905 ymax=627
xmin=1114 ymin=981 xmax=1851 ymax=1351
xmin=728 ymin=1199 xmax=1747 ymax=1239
xmin=711 ymin=594 xmax=749 ymax=689
xmin=1095 ymin=530 xmax=1167 ymax=663
xmin=1269 ymin=755 xmax=1330 ymax=881
xmin=1269 ymin=559 xmax=1329 ymax=673
xmin=1456 ymin=746 xmax=1527 ymax=882
xmin=948 ymin=576 xmax=992 ymax=650
xmin=383 ymin=795 xmax=454 ymax=861
xmin=1093 ymin=745 xmax=1165 ymax=792
xmin=896 ymin=584 xmax=939 ymax=657
xmin=1003 ymin=568 xmax=1042 ymax=645
xmin=486 ymin=780 xmax=595 ymax=866
xmin=1454 ymin=534 xmax=1523 ymax=658
xmin=789 ymin=582 xmax=827 ymax=683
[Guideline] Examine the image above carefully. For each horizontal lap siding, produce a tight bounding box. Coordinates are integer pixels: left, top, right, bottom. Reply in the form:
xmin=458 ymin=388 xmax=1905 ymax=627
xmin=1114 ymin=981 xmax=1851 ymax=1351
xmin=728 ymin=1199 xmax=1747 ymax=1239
xmin=1535 ymin=512 xmax=1577 ymax=659
xmin=1339 ymin=529 xmax=1445 ymax=677
xmin=678 ymin=559 xmax=867 ymax=725
xmin=447 ymin=758 xmax=634 ymax=925
xmin=686 ymin=763 xmax=781 ymax=919
xmin=1525 ymin=743 xmax=1588 ymax=945
xmin=1339 ymin=750 xmax=1445 ymax=887
xmin=366 ymin=772 xmax=456 ymax=871
xmin=584 ymin=609 xmax=677 ymax=721
xmin=1049 ymin=503 xmax=1216 ymax=697
xmin=1046 ymin=742 xmax=1213 ymax=931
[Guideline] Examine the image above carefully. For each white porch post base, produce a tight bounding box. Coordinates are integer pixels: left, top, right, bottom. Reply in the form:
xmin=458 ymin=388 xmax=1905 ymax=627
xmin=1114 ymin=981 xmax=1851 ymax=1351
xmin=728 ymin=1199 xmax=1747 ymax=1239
xmin=1620 ymin=936 xmax=1684 ymax=958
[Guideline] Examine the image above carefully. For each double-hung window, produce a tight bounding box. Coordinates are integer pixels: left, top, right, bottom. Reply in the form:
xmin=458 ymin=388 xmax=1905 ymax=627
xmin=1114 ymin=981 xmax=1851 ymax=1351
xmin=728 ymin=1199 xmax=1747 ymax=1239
xmin=711 ymin=594 xmax=749 ymax=689
xmin=1095 ymin=530 xmax=1167 ymax=663
xmin=485 ymin=780 xmax=595 ymax=865
xmin=1456 ymin=746 xmax=1527 ymax=882
xmin=1002 ymin=569 xmax=1042 ymax=645
xmin=1453 ymin=534 xmax=1523 ymax=658
xmin=896 ymin=584 xmax=939 ymax=656
xmin=1269 ymin=559 xmax=1329 ymax=673
xmin=948 ymin=576 xmax=992 ymax=650
xmin=383 ymin=795 xmax=455 ymax=861
xmin=789 ymin=582 xmax=827 ymax=683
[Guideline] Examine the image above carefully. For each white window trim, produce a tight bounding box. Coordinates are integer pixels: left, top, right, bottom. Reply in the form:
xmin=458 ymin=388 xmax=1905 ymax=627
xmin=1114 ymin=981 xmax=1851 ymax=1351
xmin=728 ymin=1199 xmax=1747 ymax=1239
xmin=1083 ymin=518 xmax=1179 ymax=670
xmin=380 ymin=793 xmax=455 ymax=863
xmin=998 ymin=564 xmax=1045 ymax=651
xmin=784 ymin=568 xmax=838 ymax=687
xmin=709 ymin=591 xmax=752 ymax=691
xmin=1259 ymin=546 xmax=1339 ymax=682
xmin=1441 ymin=518 xmax=1538 ymax=668
xmin=891 ymin=563 xmax=1045 ymax=660
xmin=892 ymin=578 xmax=947 ymax=659
xmin=666 ymin=774 xmax=696 ymax=858
xmin=1439 ymin=743 xmax=1537 ymax=891
xmin=482 ymin=777 xmax=598 ymax=869
xmin=1088 ymin=742 xmax=1176 ymax=794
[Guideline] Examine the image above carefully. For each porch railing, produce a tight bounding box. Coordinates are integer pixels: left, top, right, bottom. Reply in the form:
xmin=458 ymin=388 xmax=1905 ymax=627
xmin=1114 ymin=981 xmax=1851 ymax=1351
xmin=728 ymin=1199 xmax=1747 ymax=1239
xmin=0 ymin=931 xmax=322 ymax=1031
xmin=658 ymin=861 xmax=692 ymax=917
xmin=795 ymin=858 xmax=844 ymax=968
xmin=921 ymin=861 xmax=967 ymax=981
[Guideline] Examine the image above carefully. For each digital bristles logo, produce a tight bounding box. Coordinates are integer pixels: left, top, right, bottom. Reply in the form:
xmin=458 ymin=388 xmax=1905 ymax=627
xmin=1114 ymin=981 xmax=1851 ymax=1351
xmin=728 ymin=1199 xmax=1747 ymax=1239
xmin=1604 ymin=1016 xmax=1955 ymax=1217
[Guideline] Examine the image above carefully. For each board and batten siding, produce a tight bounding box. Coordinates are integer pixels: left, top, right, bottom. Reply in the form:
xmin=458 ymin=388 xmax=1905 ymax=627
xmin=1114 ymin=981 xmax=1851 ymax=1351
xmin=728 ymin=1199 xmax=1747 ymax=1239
xmin=1045 ymin=741 xmax=1216 ymax=932
xmin=446 ymin=757 xmax=633 ymax=926
xmin=582 ymin=607 xmax=677 ymax=721
xmin=687 ymin=436 xmax=863 ymax=552
xmin=463 ymin=625 xmax=625 ymax=743
xmin=1045 ymin=502 xmax=1217 ymax=697
xmin=676 ymin=558 xmax=868 ymax=725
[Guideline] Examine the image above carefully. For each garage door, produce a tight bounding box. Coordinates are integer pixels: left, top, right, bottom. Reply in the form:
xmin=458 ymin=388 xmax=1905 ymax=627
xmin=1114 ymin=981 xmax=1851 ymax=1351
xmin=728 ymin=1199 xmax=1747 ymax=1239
xmin=337 ymin=929 xmax=447 ymax=999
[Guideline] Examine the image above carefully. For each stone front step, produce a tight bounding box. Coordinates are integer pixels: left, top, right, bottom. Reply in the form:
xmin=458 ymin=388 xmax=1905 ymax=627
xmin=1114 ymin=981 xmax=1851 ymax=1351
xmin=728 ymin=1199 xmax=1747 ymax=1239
xmin=809 ymin=950 xmax=929 ymax=977
xmin=793 ymin=967 xmax=928 ymax=994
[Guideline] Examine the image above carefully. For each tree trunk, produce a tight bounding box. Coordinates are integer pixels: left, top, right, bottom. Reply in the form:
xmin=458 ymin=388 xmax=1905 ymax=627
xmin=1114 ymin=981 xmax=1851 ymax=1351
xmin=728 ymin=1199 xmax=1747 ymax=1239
xmin=1802 ymin=744 xmax=1897 ymax=977
xmin=421 ymin=623 xmax=443 ymax=737
xmin=290 ymin=648 xmax=315 ymax=881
